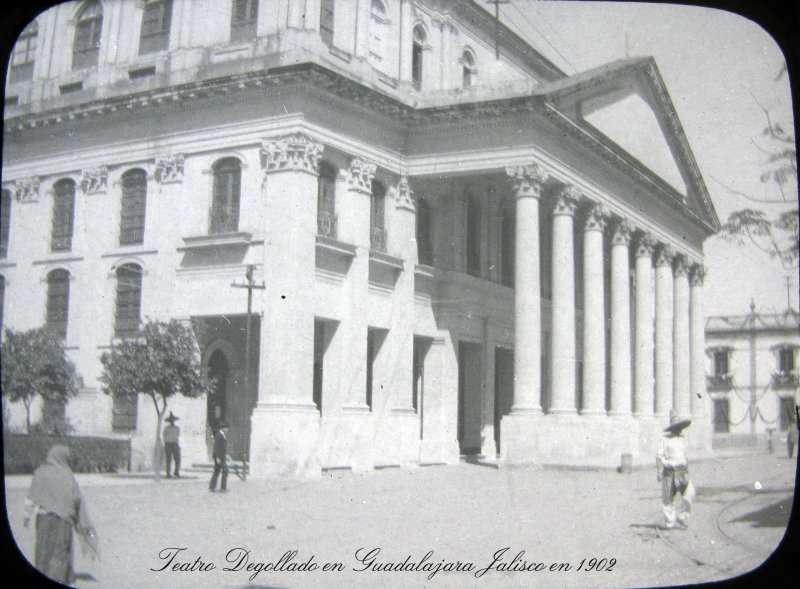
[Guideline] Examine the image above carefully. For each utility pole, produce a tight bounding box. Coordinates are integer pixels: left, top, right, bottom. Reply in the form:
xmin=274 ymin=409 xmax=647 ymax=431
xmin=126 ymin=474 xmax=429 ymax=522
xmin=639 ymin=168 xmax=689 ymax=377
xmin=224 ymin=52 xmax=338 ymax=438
xmin=231 ymin=264 xmax=265 ymax=469
xmin=487 ymin=0 xmax=510 ymax=60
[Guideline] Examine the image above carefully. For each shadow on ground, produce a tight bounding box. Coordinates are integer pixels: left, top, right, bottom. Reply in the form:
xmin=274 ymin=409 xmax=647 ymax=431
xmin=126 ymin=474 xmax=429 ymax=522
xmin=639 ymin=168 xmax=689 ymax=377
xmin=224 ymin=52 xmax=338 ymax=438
xmin=731 ymin=497 xmax=793 ymax=528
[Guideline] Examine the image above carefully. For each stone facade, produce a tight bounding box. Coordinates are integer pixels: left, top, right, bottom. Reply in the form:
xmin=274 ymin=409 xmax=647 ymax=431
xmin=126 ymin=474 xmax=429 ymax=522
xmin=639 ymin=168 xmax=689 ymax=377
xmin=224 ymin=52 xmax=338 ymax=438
xmin=2 ymin=0 xmax=720 ymax=474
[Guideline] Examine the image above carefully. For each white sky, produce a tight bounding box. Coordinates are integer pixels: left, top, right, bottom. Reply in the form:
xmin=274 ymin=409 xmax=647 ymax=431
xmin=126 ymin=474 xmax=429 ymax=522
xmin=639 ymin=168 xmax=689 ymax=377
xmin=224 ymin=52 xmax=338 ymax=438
xmin=493 ymin=0 xmax=797 ymax=316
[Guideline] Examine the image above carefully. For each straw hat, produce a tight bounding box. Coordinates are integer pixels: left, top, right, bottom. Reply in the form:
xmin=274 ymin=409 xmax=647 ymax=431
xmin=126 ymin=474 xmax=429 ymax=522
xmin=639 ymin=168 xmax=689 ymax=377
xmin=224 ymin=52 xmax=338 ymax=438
xmin=664 ymin=413 xmax=691 ymax=433
xmin=165 ymin=411 xmax=179 ymax=424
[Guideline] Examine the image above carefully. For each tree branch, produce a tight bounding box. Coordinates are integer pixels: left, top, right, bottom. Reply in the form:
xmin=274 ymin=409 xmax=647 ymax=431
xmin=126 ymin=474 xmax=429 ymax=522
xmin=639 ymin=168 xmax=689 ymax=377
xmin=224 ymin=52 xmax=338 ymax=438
xmin=710 ymin=175 xmax=791 ymax=204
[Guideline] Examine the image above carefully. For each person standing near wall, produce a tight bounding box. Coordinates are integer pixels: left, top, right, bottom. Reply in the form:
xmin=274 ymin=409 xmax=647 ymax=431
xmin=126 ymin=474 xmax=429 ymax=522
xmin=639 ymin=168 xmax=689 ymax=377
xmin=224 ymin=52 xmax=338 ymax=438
xmin=24 ymin=445 xmax=99 ymax=584
xmin=163 ymin=412 xmax=181 ymax=478
xmin=209 ymin=422 xmax=230 ymax=492
xmin=656 ymin=414 xmax=695 ymax=529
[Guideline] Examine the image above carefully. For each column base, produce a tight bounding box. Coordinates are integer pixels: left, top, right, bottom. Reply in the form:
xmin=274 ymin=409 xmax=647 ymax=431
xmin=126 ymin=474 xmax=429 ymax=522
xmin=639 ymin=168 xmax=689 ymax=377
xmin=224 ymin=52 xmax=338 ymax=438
xmin=249 ymin=401 xmax=321 ymax=479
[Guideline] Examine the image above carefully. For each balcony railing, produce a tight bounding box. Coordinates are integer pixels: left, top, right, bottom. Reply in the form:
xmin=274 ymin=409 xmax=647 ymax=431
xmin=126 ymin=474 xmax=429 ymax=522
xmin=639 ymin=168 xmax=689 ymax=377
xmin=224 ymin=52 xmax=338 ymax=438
xmin=706 ymin=373 xmax=734 ymax=390
xmin=772 ymin=370 xmax=799 ymax=388
xmin=371 ymin=226 xmax=387 ymax=253
xmin=317 ymin=210 xmax=338 ymax=239
xmin=209 ymin=206 xmax=239 ymax=235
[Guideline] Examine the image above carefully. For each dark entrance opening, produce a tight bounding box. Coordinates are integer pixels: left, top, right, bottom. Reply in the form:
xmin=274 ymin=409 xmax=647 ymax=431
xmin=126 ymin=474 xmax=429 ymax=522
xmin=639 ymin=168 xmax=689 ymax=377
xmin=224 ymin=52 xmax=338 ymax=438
xmin=458 ymin=341 xmax=482 ymax=455
xmin=207 ymin=349 xmax=229 ymax=431
xmin=494 ymin=346 xmax=514 ymax=454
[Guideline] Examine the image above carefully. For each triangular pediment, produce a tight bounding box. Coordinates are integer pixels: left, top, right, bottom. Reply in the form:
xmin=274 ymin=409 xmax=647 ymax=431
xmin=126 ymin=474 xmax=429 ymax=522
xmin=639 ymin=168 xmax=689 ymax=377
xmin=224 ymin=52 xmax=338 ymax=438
xmin=539 ymin=58 xmax=720 ymax=231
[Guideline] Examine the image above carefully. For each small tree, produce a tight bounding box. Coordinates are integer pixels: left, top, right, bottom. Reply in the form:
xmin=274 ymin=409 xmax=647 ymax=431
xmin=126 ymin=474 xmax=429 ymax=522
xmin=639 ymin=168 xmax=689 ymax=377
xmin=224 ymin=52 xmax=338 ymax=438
xmin=1 ymin=327 xmax=84 ymax=434
xmin=99 ymin=319 xmax=211 ymax=480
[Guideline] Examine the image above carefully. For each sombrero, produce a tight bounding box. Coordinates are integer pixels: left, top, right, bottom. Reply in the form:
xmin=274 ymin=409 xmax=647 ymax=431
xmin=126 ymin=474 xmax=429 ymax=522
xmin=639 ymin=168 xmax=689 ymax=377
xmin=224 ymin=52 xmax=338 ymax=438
xmin=165 ymin=411 xmax=179 ymax=424
xmin=664 ymin=413 xmax=691 ymax=433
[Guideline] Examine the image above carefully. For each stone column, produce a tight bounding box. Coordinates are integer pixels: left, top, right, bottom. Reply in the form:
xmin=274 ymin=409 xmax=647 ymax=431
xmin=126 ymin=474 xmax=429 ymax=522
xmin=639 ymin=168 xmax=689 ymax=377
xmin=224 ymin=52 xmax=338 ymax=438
xmin=609 ymin=221 xmax=632 ymax=416
xmin=689 ymin=265 xmax=706 ymax=419
xmin=506 ymin=164 xmax=548 ymax=414
xmin=654 ymin=245 xmax=674 ymax=417
xmin=481 ymin=317 xmax=497 ymax=456
xmin=549 ymin=186 xmax=579 ymax=414
xmin=673 ymin=256 xmax=691 ymax=418
xmin=634 ymin=234 xmax=656 ymax=417
xmin=581 ymin=203 xmax=608 ymax=415
xmin=251 ymin=132 xmax=323 ymax=478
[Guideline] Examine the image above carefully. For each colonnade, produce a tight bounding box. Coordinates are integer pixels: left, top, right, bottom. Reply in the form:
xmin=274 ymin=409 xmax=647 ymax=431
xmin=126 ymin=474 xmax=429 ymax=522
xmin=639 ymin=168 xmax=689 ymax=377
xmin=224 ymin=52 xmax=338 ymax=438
xmin=507 ymin=164 xmax=706 ymax=421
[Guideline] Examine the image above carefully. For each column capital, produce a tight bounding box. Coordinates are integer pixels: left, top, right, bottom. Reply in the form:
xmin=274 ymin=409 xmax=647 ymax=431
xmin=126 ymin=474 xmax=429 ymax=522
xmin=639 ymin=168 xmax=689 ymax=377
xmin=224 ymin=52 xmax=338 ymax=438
xmin=690 ymin=264 xmax=705 ymax=286
xmin=554 ymin=185 xmax=580 ymax=216
xmin=260 ymin=133 xmax=323 ymax=175
xmin=390 ymin=175 xmax=415 ymax=211
xmin=673 ymin=254 xmax=690 ymax=278
xmin=347 ymin=158 xmax=377 ymax=194
xmin=611 ymin=219 xmax=633 ymax=246
xmin=635 ymin=233 xmax=657 ymax=258
xmin=584 ymin=202 xmax=610 ymax=232
xmin=655 ymin=244 xmax=675 ymax=267
xmin=506 ymin=163 xmax=548 ymax=199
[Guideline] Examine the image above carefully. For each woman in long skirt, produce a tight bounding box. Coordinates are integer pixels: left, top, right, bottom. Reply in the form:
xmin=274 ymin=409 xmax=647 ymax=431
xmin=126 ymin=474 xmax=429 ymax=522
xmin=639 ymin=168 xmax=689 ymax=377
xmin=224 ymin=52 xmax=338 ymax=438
xmin=24 ymin=445 xmax=99 ymax=584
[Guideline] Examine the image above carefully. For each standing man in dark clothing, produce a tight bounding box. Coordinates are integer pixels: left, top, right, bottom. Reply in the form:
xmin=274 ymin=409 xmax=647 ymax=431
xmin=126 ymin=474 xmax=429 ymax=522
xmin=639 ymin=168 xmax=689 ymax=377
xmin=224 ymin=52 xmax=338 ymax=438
xmin=209 ymin=422 xmax=229 ymax=492
xmin=163 ymin=412 xmax=181 ymax=478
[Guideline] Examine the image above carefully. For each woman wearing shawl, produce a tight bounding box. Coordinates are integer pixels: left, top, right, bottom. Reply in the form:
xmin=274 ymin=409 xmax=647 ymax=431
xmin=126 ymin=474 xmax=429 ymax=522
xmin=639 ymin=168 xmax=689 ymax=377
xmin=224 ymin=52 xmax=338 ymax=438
xmin=24 ymin=445 xmax=99 ymax=584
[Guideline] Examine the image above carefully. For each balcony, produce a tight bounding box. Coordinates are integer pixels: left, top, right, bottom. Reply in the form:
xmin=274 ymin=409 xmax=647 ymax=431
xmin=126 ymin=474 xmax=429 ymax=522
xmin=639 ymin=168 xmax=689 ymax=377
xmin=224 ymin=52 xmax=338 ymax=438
xmin=772 ymin=370 xmax=799 ymax=389
xmin=317 ymin=210 xmax=338 ymax=239
xmin=706 ymin=373 xmax=733 ymax=390
xmin=371 ymin=226 xmax=387 ymax=253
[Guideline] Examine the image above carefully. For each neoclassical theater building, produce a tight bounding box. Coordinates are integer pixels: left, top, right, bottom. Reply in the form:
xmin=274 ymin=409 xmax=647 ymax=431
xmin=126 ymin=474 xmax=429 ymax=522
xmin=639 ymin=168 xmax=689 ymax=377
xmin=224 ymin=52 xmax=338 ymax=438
xmin=1 ymin=0 xmax=719 ymax=475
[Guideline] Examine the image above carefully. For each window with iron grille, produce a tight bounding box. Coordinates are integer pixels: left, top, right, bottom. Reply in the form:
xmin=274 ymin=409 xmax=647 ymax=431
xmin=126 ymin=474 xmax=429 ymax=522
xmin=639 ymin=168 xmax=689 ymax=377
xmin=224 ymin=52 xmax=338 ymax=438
xmin=120 ymin=170 xmax=147 ymax=245
xmin=320 ymin=0 xmax=335 ymax=46
xmin=0 ymin=190 xmax=11 ymax=258
xmin=139 ymin=0 xmax=172 ymax=54
xmin=9 ymin=20 xmax=37 ymax=83
xmin=416 ymin=198 xmax=433 ymax=265
xmin=466 ymin=194 xmax=482 ymax=277
xmin=210 ymin=159 xmax=241 ymax=234
xmin=412 ymin=26 xmax=425 ymax=90
xmin=317 ymin=161 xmax=337 ymax=238
xmin=230 ymin=0 xmax=258 ymax=43
xmin=112 ymin=393 xmax=138 ymax=431
xmin=370 ymin=180 xmax=386 ymax=252
xmin=72 ymin=1 xmax=103 ymax=70
xmin=114 ymin=264 xmax=142 ymax=338
xmin=51 ymin=180 xmax=76 ymax=252
xmin=46 ymin=269 xmax=70 ymax=340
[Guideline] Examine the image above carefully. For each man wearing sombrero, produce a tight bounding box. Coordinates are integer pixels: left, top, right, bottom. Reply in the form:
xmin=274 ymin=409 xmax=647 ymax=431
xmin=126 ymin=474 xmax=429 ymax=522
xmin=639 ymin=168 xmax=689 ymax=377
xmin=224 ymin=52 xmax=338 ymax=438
xmin=656 ymin=412 xmax=695 ymax=529
xmin=163 ymin=412 xmax=181 ymax=479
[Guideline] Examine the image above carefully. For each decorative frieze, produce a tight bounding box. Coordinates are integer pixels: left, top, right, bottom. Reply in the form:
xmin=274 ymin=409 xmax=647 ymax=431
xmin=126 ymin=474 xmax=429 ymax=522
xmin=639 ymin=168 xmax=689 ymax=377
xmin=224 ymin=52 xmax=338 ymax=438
xmin=260 ymin=133 xmax=323 ymax=175
xmin=554 ymin=185 xmax=580 ymax=216
xmin=12 ymin=176 xmax=40 ymax=203
xmin=584 ymin=203 xmax=609 ymax=232
xmin=154 ymin=154 xmax=185 ymax=184
xmin=347 ymin=158 xmax=377 ymax=194
xmin=505 ymin=163 xmax=548 ymax=199
xmin=390 ymin=175 xmax=415 ymax=211
xmin=80 ymin=166 xmax=109 ymax=194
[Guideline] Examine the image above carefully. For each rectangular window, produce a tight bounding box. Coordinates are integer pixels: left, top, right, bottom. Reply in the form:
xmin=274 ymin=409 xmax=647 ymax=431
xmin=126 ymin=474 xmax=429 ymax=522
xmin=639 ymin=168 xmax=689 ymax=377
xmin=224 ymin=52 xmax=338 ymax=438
xmin=46 ymin=271 xmax=70 ymax=340
xmin=51 ymin=183 xmax=75 ymax=252
xmin=140 ymin=0 xmax=172 ymax=54
xmin=73 ymin=15 xmax=101 ymax=70
xmin=779 ymin=348 xmax=796 ymax=373
xmin=320 ymin=0 xmax=334 ymax=46
xmin=779 ymin=396 xmax=796 ymax=431
xmin=713 ymin=398 xmax=730 ymax=433
xmin=9 ymin=26 xmax=37 ymax=83
xmin=120 ymin=172 xmax=147 ymax=245
xmin=0 ymin=190 xmax=11 ymax=258
xmin=230 ymin=0 xmax=258 ymax=43
xmin=713 ymin=350 xmax=729 ymax=376
xmin=114 ymin=265 xmax=143 ymax=338
xmin=112 ymin=393 xmax=138 ymax=431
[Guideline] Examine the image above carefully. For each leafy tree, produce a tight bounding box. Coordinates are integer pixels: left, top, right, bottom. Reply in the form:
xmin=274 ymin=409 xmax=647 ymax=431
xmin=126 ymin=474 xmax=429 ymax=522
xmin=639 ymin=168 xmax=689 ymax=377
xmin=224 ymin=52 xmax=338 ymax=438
xmin=99 ymin=319 xmax=211 ymax=480
xmin=1 ymin=327 xmax=84 ymax=434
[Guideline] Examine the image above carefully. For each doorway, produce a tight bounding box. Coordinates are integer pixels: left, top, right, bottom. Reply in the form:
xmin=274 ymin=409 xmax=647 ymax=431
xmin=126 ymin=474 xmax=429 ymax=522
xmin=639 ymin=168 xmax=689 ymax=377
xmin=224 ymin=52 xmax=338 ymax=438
xmin=458 ymin=341 xmax=482 ymax=454
xmin=494 ymin=347 xmax=514 ymax=454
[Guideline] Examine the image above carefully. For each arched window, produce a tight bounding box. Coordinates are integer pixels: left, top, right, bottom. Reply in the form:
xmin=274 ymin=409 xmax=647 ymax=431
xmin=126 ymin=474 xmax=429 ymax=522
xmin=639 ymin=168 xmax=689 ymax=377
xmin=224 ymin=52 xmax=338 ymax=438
xmin=499 ymin=198 xmax=515 ymax=287
xmin=369 ymin=0 xmax=388 ymax=66
xmin=210 ymin=158 xmax=241 ymax=234
xmin=120 ymin=170 xmax=147 ymax=245
xmin=114 ymin=263 xmax=143 ymax=338
xmin=416 ymin=198 xmax=433 ymax=265
xmin=46 ymin=269 xmax=70 ymax=339
xmin=465 ymin=194 xmax=482 ymax=277
xmin=139 ymin=0 xmax=173 ymax=54
xmin=462 ymin=50 xmax=477 ymax=88
xmin=1 ymin=189 xmax=11 ymax=258
xmin=72 ymin=1 xmax=103 ymax=70
xmin=370 ymin=179 xmax=386 ymax=252
xmin=231 ymin=0 xmax=258 ymax=43
xmin=317 ymin=161 xmax=337 ymax=238
xmin=320 ymin=0 xmax=335 ymax=46
xmin=9 ymin=20 xmax=37 ymax=83
xmin=51 ymin=180 xmax=76 ymax=252
xmin=412 ymin=26 xmax=426 ymax=90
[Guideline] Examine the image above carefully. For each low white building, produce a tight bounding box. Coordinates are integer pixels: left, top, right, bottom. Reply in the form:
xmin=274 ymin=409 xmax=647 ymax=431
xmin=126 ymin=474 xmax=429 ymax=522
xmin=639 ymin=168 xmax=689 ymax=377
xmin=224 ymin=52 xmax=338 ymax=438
xmin=706 ymin=304 xmax=800 ymax=448
xmin=2 ymin=0 xmax=720 ymax=475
